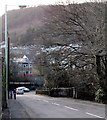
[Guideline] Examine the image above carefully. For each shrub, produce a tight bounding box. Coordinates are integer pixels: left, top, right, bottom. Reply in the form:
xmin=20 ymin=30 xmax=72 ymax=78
xmin=35 ymin=88 xmax=73 ymax=97
xmin=95 ymin=88 xmax=105 ymax=103
xmin=36 ymin=90 xmax=49 ymax=95
xmin=77 ymin=89 xmax=95 ymax=101
xmin=50 ymin=88 xmax=73 ymax=97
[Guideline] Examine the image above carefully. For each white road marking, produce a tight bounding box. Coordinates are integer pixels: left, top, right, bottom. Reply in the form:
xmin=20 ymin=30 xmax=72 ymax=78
xmin=37 ymin=99 xmax=41 ymax=101
xmin=52 ymin=102 xmax=60 ymax=106
xmin=49 ymin=98 xmax=58 ymax=100
xmin=43 ymin=100 xmax=49 ymax=102
xmin=86 ymin=112 xmax=104 ymax=118
xmin=64 ymin=106 xmax=79 ymax=111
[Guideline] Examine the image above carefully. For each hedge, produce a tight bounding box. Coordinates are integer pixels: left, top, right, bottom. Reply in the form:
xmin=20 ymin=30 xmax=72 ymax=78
xmin=35 ymin=87 xmax=95 ymax=101
xmin=36 ymin=89 xmax=49 ymax=95
xmin=49 ymin=88 xmax=73 ymax=97
xmin=36 ymin=88 xmax=73 ymax=97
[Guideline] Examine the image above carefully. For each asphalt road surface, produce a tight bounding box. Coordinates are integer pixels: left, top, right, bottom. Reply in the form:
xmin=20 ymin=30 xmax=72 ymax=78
xmin=15 ymin=91 xmax=105 ymax=119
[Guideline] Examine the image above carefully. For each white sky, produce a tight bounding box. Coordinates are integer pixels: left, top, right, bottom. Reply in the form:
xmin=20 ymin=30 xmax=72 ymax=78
xmin=0 ymin=0 xmax=90 ymax=17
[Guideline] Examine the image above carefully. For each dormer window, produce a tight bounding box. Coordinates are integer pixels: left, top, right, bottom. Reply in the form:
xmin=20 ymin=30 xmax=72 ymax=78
xmin=23 ymin=63 xmax=28 ymax=68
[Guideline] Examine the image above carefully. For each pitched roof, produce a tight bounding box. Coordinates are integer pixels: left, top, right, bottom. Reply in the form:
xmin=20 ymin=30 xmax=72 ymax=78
xmin=14 ymin=55 xmax=32 ymax=63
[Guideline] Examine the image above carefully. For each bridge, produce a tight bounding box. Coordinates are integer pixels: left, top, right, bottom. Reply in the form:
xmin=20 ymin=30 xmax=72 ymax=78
xmin=9 ymin=81 xmax=35 ymax=90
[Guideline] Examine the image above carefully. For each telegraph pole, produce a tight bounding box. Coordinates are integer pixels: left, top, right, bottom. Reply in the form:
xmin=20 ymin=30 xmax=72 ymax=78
xmin=4 ymin=5 xmax=27 ymax=107
xmin=5 ymin=4 xmax=9 ymax=107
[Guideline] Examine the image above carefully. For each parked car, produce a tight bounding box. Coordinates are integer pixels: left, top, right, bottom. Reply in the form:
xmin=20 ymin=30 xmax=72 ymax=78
xmin=22 ymin=87 xmax=30 ymax=92
xmin=17 ymin=87 xmax=30 ymax=92
xmin=16 ymin=88 xmax=24 ymax=94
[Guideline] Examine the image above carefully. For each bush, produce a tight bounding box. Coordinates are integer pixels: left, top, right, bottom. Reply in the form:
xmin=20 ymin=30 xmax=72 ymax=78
xmin=36 ymin=90 xmax=49 ymax=95
xmin=50 ymin=88 xmax=73 ymax=97
xmin=95 ymin=88 xmax=105 ymax=103
xmin=77 ymin=90 xmax=95 ymax=101
xmin=35 ymin=88 xmax=73 ymax=97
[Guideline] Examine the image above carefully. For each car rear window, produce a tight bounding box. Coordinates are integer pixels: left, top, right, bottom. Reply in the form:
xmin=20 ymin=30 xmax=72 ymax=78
xmin=18 ymin=89 xmax=23 ymax=91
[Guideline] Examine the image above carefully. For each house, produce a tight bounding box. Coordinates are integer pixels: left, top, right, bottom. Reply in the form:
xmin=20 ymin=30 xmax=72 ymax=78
xmin=12 ymin=55 xmax=44 ymax=89
xmin=13 ymin=55 xmax=33 ymax=77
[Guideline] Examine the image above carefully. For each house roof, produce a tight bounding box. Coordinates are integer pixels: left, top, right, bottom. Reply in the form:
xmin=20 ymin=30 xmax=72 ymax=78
xmin=13 ymin=55 xmax=32 ymax=63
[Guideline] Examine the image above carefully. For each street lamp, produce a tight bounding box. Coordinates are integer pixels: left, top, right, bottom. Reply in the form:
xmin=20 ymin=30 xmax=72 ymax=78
xmin=4 ymin=4 xmax=32 ymax=106
xmin=4 ymin=4 xmax=37 ymax=107
xmin=5 ymin=4 xmax=9 ymax=107
xmin=4 ymin=4 xmax=27 ymax=106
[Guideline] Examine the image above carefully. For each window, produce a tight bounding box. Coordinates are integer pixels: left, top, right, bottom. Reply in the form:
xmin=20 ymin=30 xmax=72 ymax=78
xmin=26 ymin=71 xmax=29 ymax=74
xmin=23 ymin=63 xmax=28 ymax=68
xmin=29 ymin=71 xmax=32 ymax=74
xmin=29 ymin=64 xmax=32 ymax=68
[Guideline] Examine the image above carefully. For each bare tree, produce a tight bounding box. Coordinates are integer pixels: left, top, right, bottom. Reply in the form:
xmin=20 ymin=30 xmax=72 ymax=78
xmin=40 ymin=2 xmax=106 ymax=98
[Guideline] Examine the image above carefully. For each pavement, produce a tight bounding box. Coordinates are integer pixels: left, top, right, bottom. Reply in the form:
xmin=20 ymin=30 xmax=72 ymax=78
xmin=2 ymin=99 xmax=30 ymax=119
xmin=2 ymin=107 xmax=10 ymax=119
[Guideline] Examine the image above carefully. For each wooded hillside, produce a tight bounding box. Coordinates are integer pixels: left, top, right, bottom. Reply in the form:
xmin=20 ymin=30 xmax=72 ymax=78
xmin=1 ymin=5 xmax=54 ymax=45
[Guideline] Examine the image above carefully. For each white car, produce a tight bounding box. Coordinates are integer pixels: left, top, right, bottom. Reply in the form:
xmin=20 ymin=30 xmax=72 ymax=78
xmin=16 ymin=88 xmax=24 ymax=94
xmin=17 ymin=87 xmax=30 ymax=92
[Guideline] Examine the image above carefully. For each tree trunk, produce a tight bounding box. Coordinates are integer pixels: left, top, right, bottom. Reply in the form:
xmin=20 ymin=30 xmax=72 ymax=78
xmin=96 ymin=55 xmax=104 ymax=88
xmin=104 ymin=56 xmax=107 ymax=103
xmin=96 ymin=55 xmax=107 ymax=103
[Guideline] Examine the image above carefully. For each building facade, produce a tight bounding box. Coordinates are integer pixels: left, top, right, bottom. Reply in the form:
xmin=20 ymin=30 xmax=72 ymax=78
xmin=13 ymin=55 xmax=33 ymax=77
xmin=11 ymin=55 xmax=44 ymax=89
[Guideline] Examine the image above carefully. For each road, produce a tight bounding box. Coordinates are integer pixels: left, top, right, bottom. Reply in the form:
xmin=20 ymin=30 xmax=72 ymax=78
xmin=15 ymin=91 xmax=105 ymax=118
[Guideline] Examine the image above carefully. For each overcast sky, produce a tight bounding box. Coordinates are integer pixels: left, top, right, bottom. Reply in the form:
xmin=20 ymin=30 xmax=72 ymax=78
xmin=0 ymin=0 xmax=91 ymax=17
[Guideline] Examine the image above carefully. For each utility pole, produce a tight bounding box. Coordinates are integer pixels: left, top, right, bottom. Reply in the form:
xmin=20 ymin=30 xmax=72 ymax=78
xmin=5 ymin=4 xmax=9 ymax=107
xmin=0 ymin=13 xmax=2 ymax=118
xmin=4 ymin=5 xmax=27 ymax=107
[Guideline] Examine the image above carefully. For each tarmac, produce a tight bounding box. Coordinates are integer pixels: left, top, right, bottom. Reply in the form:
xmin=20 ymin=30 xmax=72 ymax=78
xmin=1 ymin=97 xmax=107 ymax=120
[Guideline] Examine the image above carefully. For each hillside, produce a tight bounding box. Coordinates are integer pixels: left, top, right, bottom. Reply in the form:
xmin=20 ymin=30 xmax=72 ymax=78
xmin=1 ymin=5 xmax=55 ymax=46
xmin=1 ymin=3 xmax=103 ymax=47
xmin=2 ymin=6 xmax=49 ymax=33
